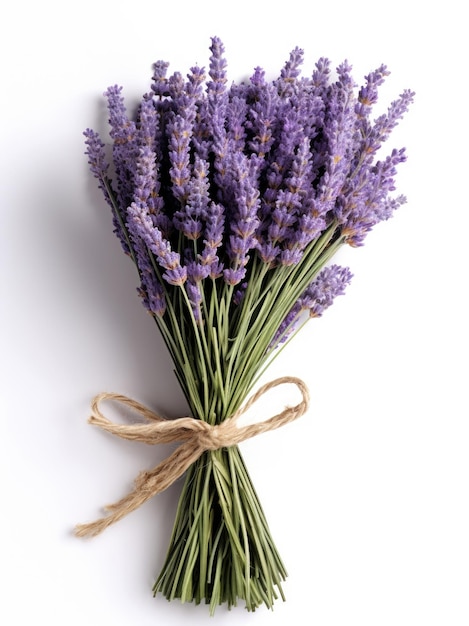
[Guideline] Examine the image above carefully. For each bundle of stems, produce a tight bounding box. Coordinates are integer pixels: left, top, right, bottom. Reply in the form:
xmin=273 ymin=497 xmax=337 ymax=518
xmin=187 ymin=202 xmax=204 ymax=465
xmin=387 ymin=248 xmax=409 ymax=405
xmin=82 ymin=37 xmax=413 ymax=612
xmin=151 ymin=225 xmax=342 ymax=612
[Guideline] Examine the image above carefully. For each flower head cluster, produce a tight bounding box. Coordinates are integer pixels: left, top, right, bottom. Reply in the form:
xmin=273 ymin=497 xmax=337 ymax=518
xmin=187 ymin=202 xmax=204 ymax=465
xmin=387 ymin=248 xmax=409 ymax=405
xmin=272 ymin=264 xmax=353 ymax=347
xmin=84 ymin=37 xmax=413 ymax=328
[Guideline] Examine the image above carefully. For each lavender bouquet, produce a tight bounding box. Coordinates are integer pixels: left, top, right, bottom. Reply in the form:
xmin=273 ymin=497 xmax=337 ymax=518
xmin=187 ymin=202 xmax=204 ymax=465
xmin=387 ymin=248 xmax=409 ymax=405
xmin=77 ymin=37 xmax=413 ymax=613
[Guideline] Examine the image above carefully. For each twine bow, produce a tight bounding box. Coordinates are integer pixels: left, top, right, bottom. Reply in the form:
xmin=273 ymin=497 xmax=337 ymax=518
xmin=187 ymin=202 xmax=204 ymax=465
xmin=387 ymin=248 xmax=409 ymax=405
xmin=75 ymin=376 xmax=309 ymax=538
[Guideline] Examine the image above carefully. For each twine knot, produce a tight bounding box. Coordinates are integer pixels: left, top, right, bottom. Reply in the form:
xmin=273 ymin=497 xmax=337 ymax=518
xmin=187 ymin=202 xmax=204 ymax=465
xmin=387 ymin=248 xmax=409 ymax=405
xmin=194 ymin=423 xmax=227 ymax=451
xmin=75 ymin=376 xmax=309 ymax=538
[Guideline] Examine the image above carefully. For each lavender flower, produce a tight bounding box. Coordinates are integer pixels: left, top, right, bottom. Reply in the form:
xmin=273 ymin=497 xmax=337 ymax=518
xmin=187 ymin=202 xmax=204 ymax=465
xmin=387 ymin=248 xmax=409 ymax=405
xmin=151 ymin=60 xmax=170 ymax=97
xmin=127 ymin=201 xmax=187 ymax=286
xmin=199 ymin=200 xmax=225 ymax=274
xmin=340 ymin=147 xmax=408 ymax=246
xmin=226 ymin=94 xmax=247 ymax=152
xmin=303 ymin=264 xmax=353 ymax=317
xmin=205 ymin=37 xmax=230 ymax=187
xmin=132 ymin=143 xmax=170 ymax=237
xmin=167 ymin=114 xmax=193 ymax=204
xmin=136 ymin=249 xmax=167 ymax=317
xmin=355 ymin=65 xmax=390 ymax=120
xmin=311 ymin=57 xmax=331 ymax=98
xmin=223 ymin=153 xmax=260 ymax=285
xmin=263 ymin=99 xmax=305 ymax=198
xmin=276 ymin=137 xmax=320 ymax=263
xmin=83 ymin=128 xmax=130 ymax=255
xmin=207 ymin=36 xmax=228 ymax=95
xmin=315 ymin=62 xmax=357 ymax=212
xmin=360 ymin=89 xmax=415 ymax=158
xmin=271 ymin=264 xmax=353 ymax=347
xmin=137 ymin=96 xmax=159 ymax=151
xmin=83 ymin=128 xmax=109 ymax=184
xmin=185 ymin=260 xmax=211 ymax=322
xmin=276 ymin=46 xmax=304 ymax=98
xmin=104 ymin=85 xmax=138 ymax=209
xmin=173 ymin=156 xmax=210 ymax=240
xmin=246 ymin=73 xmax=278 ymax=160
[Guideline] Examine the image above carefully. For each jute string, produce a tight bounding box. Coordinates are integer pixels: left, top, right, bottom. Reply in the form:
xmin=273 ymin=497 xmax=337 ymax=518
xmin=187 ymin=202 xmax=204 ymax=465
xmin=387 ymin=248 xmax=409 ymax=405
xmin=75 ymin=376 xmax=309 ymax=538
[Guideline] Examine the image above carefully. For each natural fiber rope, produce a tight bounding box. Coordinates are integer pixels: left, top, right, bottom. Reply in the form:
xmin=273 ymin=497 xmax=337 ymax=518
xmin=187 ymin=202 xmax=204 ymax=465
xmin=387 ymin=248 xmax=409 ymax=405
xmin=75 ymin=376 xmax=309 ymax=538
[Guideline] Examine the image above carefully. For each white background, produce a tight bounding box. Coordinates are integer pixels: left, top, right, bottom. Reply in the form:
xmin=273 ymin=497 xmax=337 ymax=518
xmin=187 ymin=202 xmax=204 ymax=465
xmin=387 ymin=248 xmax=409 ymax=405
xmin=1 ymin=1 xmax=468 ymax=624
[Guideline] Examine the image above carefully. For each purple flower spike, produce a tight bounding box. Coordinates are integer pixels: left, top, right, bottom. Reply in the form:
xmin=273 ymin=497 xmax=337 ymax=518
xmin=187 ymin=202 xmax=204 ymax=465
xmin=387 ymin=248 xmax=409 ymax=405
xmin=104 ymin=85 xmax=138 ymax=210
xmin=226 ymin=95 xmax=247 ymax=151
xmin=185 ymin=280 xmax=203 ymax=322
xmin=162 ymin=265 xmax=188 ymax=287
xmin=256 ymin=241 xmax=280 ymax=265
xmin=279 ymin=248 xmax=303 ymax=267
xmin=83 ymin=128 xmax=110 ymax=197
xmin=133 ymin=145 xmax=170 ymax=236
xmin=277 ymin=46 xmax=304 ymax=97
xmin=187 ymin=66 xmax=206 ymax=98
xmin=223 ymin=153 xmax=260 ymax=285
xmin=208 ymin=36 xmax=228 ymax=95
xmin=84 ymin=128 xmax=130 ymax=255
xmin=370 ymin=89 xmax=415 ymax=150
xmin=137 ymin=260 xmax=167 ymax=317
xmin=200 ymin=201 xmax=225 ymax=270
xmin=271 ymin=264 xmax=352 ymax=345
xmin=133 ymin=146 xmax=157 ymax=206
xmin=311 ymin=57 xmax=331 ymax=97
xmin=174 ymin=157 xmax=210 ymax=240
xmin=357 ymin=89 xmax=415 ymax=161
xmin=127 ymin=201 xmax=187 ymax=286
xmin=303 ymin=265 xmax=353 ymax=318
xmin=355 ymin=65 xmax=390 ymax=120
xmin=151 ymin=60 xmax=170 ymax=97
xmin=137 ymin=97 xmax=159 ymax=151
xmin=167 ymin=114 xmax=193 ymax=203
xmin=341 ymin=147 xmax=408 ymax=246
xmin=223 ymin=267 xmax=247 ymax=286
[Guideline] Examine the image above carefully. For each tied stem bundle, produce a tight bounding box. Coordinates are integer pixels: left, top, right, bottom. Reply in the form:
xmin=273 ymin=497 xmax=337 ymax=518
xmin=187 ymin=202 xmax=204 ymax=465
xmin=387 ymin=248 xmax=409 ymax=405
xmin=80 ymin=37 xmax=413 ymax=612
xmin=76 ymin=376 xmax=309 ymax=538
